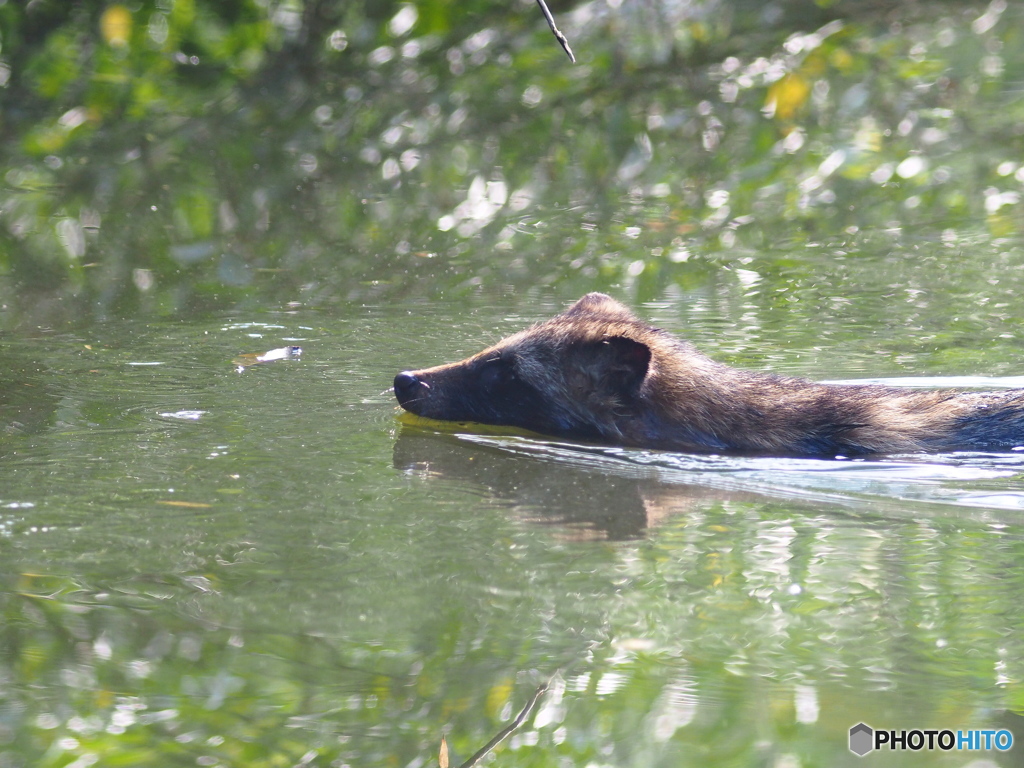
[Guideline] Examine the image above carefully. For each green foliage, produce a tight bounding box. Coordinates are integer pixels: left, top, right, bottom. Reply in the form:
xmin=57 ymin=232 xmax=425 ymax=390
xmin=0 ymin=0 xmax=1023 ymax=326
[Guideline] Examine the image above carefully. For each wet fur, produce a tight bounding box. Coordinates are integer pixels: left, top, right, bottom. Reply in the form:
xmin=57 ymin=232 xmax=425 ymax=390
xmin=394 ymin=293 xmax=1024 ymax=457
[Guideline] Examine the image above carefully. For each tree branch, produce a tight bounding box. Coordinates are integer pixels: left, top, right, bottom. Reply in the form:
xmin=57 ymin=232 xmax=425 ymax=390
xmin=535 ymin=0 xmax=576 ymax=63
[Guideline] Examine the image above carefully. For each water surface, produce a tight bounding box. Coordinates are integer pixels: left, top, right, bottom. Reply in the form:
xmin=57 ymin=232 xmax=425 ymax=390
xmin=3 ymin=293 xmax=1024 ymax=767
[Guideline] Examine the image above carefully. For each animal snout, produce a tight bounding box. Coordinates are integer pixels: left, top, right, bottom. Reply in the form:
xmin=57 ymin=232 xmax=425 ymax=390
xmin=393 ymin=371 xmax=427 ymax=406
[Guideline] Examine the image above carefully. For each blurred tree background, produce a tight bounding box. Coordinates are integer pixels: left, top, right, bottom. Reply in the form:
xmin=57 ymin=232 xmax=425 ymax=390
xmin=0 ymin=0 xmax=1022 ymax=324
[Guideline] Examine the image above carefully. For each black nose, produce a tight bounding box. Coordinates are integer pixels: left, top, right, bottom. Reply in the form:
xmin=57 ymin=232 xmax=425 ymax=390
xmin=393 ymin=371 xmax=424 ymax=405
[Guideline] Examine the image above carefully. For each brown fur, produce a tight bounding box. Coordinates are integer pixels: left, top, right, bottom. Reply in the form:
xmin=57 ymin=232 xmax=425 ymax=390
xmin=394 ymin=293 xmax=1024 ymax=457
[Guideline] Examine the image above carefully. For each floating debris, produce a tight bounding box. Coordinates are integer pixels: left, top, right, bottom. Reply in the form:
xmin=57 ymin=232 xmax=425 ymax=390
xmin=233 ymin=345 xmax=302 ymax=372
xmin=158 ymin=410 xmax=207 ymax=421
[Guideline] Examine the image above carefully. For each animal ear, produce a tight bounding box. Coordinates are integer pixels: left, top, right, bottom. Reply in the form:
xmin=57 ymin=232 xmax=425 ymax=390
xmin=560 ymin=293 xmax=638 ymax=323
xmin=573 ymin=335 xmax=650 ymax=404
xmin=601 ymin=336 xmax=651 ymax=393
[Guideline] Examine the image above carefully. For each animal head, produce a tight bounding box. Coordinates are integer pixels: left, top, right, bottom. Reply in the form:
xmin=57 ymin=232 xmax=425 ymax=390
xmin=393 ymin=293 xmax=665 ymax=441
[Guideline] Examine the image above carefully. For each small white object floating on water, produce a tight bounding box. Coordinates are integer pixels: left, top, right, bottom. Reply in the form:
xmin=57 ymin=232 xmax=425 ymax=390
xmin=233 ymin=345 xmax=302 ymax=372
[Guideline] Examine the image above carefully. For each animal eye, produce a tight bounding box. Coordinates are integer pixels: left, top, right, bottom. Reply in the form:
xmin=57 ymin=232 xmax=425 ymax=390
xmin=479 ymin=357 xmax=509 ymax=391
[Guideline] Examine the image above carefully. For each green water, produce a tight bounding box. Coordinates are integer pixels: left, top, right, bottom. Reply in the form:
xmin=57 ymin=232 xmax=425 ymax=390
xmin=3 ymin=279 xmax=1024 ymax=767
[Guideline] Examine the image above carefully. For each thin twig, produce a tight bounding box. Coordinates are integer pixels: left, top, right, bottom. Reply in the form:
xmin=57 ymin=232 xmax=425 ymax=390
xmin=456 ymin=682 xmax=550 ymax=768
xmin=535 ymin=0 xmax=576 ymax=63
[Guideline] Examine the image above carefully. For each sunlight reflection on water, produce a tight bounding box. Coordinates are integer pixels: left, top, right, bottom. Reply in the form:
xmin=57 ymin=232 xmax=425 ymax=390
xmin=825 ymin=375 xmax=1024 ymax=389
xmin=452 ymin=432 xmax=1024 ymax=515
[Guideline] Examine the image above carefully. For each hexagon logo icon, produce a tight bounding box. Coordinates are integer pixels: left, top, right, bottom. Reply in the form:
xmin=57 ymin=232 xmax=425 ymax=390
xmin=849 ymin=723 xmax=874 ymax=756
